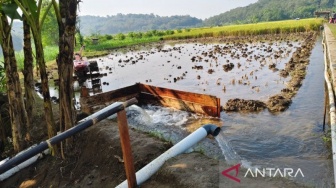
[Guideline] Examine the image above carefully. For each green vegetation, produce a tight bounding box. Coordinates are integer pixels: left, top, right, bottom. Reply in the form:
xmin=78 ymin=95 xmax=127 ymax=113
xmin=2 ymin=18 xmax=324 ymax=71
xmin=79 ymin=19 xmax=324 ymax=55
xmin=5 ymin=0 xmax=335 ymax=51
xmin=164 ymin=18 xmax=324 ymax=40
xmin=79 ymin=14 xmax=202 ymax=36
xmin=203 ymin=0 xmax=336 ymax=26
xmin=0 ymin=46 xmax=59 ymax=71
xmin=79 ymin=32 xmax=162 ymax=56
xmin=41 ymin=0 xmax=58 ymax=46
xmin=322 ymin=130 xmax=332 ymax=149
xmin=74 ymin=0 xmax=335 ymax=36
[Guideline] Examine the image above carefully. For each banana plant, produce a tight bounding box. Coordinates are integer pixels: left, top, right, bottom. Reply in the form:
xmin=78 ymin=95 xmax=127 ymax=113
xmin=0 ymin=1 xmax=30 ymax=152
xmin=13 ymin=0 xmax=57 ymax=141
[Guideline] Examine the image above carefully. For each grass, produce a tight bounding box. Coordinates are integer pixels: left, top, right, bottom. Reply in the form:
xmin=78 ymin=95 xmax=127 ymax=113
xmin=322 ymin=130 xmax=332 ymax=150
xmin=0 ymin=46 xmax=59 ymax=71
xmin=43 ymin=46 xmax=59 ymax=63
xmin=82 ymin=36 xmax=161 ymax=52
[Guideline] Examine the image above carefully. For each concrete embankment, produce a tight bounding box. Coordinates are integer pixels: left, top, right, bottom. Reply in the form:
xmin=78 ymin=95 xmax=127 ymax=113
xmin=323 ymin=24 xmax=336 ymax=185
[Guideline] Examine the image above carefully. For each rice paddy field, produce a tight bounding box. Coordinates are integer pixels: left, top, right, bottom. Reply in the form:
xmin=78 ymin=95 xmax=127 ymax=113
xmin=1 ymin=18 xmax=324 ymax=70
xmin=163 ymin=18 xmax=324 ymax=39
xmin=4 ymin=18 xmax=334 ymax=187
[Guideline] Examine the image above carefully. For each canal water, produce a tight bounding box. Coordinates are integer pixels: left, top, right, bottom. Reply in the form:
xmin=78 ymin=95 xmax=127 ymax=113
xmin=51 ymin=35 xmax=332 ymax=187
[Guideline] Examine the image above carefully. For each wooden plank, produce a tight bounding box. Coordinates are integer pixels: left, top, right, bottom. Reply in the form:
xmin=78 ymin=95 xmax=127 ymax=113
xmin=139 ymin=93 xmax=219 ymax=117
xmin=117 ymin=110 xmax=137 ymax=188
xmin=81 ymin=93 xmax=139 ymax=114
xmin=139 ymin=83 xmax=218 ymax=107
xmin=82 ymin=84 xmax=139 ymax=106
xmin=81 ymin=83 xmax=221 ymax=117
xmin=217 ymin=98 xmax=221 ymax=117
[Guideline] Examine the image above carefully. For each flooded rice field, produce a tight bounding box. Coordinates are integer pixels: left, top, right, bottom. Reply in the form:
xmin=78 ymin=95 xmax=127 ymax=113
xmin=49 ymin=33 xmax=332 ymax=187
xmin=88 ymin=37 xmax=296 ymax=105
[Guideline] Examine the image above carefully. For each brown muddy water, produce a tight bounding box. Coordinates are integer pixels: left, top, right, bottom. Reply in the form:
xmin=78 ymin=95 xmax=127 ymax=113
xmin=48 ymin=35 xmax=332 ymax=187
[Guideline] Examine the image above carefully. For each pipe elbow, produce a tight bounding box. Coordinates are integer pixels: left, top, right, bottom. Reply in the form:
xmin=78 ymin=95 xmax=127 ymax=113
xmin=202 ymin=124 xmax=221 ymax=137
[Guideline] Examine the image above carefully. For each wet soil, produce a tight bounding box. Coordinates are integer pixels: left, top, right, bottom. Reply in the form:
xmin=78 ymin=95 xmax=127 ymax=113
xmin=224 ymin=32 xmax=317 ymax=113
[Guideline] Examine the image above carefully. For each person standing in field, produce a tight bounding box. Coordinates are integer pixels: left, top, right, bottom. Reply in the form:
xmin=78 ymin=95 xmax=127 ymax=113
xmin=74 ymin=46 xmax=85 ymax=61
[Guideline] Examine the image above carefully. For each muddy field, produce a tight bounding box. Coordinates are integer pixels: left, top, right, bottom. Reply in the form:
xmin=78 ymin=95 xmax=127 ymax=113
xmin=49 ymin=32 xmax=316 ymax=114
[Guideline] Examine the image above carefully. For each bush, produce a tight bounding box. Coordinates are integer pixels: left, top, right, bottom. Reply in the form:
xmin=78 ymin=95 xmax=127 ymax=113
xmin=165 ymin=30 xmax=174 ymax=35
xmin=116 ymin=33 xmax=126 ymax=40
xmin=156 ymin=31 xmax=165 ymax=36
xmin=144 ymin=31 xmax=153 ymax=37
xmin=105 ymin=34 xmax=113 ymax=40
xmin=134 ymin=32 xmax=143 ymax=38
xmin=128 ymin=32 xmax=135 ymax=39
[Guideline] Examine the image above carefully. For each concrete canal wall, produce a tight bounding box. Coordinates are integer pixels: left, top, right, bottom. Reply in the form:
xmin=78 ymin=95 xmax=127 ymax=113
xmin=323 ymin=24 xmax=336 ymax=184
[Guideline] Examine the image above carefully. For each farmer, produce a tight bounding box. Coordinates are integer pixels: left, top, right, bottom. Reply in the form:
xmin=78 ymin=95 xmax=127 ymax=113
xmin=73 ymin=46 xmax=89 ymax=85
xmin=74 ymin=46 xmax=85 ymax=61
xmin=73 ymin=46 xmax=88 ymax=71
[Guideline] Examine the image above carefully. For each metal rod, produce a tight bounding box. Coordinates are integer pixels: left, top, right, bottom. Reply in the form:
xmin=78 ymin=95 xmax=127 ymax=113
xmin=0 ymin=98 xmax=138 ymax=174
xmin=323 ymin=82 xmax=328 ymax=131
xmin=117 ymin=110 xmax=137 ymax=188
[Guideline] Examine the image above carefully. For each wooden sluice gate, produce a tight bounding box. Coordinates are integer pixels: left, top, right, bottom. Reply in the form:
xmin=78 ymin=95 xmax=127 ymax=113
xmin=80 ymin=83 xmax=221 ymax=117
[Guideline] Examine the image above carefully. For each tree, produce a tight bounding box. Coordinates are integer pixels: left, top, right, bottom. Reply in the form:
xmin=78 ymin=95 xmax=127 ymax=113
xmin=52 ymin=0 xmax=77 ymax=151
xmin=22 ymin=5 xmax=35 ymax=132
xmin=14 ymin=0 xmax=57 ymax=143
xmin=0 ymin=3 xmax=30 ymax=152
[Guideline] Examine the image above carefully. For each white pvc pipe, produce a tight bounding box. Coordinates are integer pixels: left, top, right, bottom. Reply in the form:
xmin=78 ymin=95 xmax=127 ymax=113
xmin=116 ymin=125 xmax=219 ymax=188
xmin=322 ymin=29 xmax=336 ymax=184
xmin=0 ymin=145 xmax=49 ymax=181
